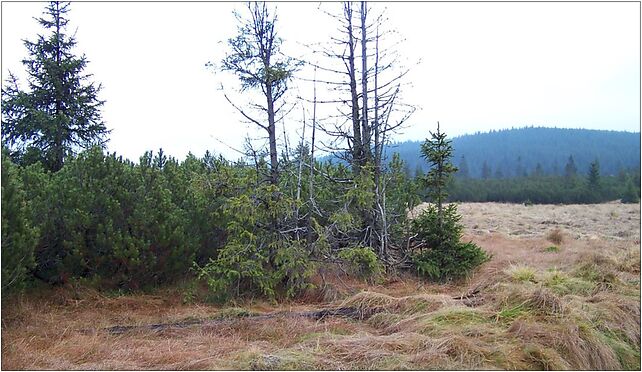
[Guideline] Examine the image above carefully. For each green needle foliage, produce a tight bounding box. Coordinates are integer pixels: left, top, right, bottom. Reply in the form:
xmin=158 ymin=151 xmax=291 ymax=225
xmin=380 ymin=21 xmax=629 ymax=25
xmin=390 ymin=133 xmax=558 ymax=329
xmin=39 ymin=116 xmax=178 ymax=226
xmin=1 ymin=1 xmax=108 ymax=172
xmin=412 ymin=124 xmax=489 ymax=280
xmin=1 ymin=152 xmax=39 ymax=293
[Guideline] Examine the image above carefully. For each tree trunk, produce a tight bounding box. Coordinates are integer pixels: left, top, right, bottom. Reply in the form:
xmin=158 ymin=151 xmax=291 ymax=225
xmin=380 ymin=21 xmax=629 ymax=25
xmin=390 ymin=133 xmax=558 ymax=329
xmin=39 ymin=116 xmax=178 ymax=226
xmin=346 ymin=2 xmax=362 ymax=174
xmin=266 ymin=81 xmax=279 ymax=185
xmin=307 ymin=68 xmax=318 ymax=246
xmin=53 ymin=1 xmax=64 ymax=172
xmin=360 ymin=1 xmax=371 ymax=164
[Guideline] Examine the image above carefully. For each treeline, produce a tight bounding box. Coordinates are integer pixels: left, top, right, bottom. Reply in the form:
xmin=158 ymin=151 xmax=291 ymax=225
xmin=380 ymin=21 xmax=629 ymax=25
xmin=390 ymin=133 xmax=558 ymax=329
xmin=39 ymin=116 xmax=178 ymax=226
xmin=447 ymin=169 xmax=641 ymax=204
xmin=388 ymin=127 xmax=641 ymax=179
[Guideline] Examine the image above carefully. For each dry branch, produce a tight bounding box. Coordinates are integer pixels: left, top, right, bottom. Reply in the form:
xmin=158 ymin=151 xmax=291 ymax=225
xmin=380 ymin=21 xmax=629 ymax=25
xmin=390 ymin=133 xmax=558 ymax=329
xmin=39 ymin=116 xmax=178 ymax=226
xmin=88 ymin=306 xmax=387 ymax=336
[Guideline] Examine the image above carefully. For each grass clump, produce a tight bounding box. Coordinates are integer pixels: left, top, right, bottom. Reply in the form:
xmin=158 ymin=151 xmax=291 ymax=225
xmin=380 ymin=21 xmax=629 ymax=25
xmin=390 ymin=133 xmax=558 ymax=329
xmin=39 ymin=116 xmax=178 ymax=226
xmin=509 ymin=320 xmax=621 ymax=370
xmin=523 ymin=344 xmax=571 ymax=370
xmin=505 ymin=264 xmax=537 ymax=283
xmin=599 ymin=330 xmax=641 ymax=370
xmin=340 ymin=291 xmax=456 ymax=317
xmin=616 ymin=248 xmax=641 ymax=274
xmin=546 ymin=228 xmax=564 ymax=245
xmin=367 ymin=312 xmax=404 ymax=329
xmin=495 ymin=303 xmax=528 ymax=322
xmin=542 ymin=270 xmax=594 ymax=296
xmin=526 ymin=287 xmax=565 ymax=316
xmin=432 ymin=308 xmax=489 ymax=326
xmin=544 ymin=245 xmax=560 ymax=253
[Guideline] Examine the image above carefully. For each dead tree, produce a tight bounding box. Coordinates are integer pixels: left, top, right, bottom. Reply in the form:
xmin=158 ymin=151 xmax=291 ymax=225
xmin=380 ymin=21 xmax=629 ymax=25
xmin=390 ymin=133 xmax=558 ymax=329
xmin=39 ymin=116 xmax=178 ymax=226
xmin=296 ymin=1 xmax=415 ymax=261
xmin=220 ymin=2 xmax=298 ymax=185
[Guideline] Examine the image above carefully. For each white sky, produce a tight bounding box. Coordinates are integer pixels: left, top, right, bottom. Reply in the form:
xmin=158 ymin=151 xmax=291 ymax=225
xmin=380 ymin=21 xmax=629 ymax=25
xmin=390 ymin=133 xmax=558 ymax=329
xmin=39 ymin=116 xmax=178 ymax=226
xmin=2 ymin=1 xmax=640 ymax=161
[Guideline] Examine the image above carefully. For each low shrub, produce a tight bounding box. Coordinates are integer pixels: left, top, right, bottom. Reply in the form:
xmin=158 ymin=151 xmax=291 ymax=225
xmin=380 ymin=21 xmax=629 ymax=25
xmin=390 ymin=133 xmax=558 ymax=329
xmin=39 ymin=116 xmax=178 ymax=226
xmin=338 ymin=246 xmax=383 ymax=280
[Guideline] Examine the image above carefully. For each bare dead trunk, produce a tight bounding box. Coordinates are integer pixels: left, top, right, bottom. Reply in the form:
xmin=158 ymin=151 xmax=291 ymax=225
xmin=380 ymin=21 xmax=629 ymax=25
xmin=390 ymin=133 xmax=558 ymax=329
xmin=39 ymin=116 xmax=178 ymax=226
xmin=360 ymin=1 xmax=371 ymax=164
xmin=307 ymin=68 xmax=318 ymax=246
xmin=346 ymin=2 xmax=362 ymax=174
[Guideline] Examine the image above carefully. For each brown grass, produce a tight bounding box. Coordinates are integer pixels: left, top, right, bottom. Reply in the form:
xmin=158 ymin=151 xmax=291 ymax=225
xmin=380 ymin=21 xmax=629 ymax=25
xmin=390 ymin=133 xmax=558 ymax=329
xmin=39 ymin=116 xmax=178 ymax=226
xmin=547 ymin=228 xmax=565 ymax=245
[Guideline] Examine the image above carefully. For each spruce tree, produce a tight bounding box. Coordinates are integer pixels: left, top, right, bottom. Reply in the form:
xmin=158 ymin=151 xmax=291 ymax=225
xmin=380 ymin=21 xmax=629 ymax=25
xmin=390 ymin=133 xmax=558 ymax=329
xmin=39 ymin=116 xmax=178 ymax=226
xmin=457 ymin=155 xmax=470 ymax=179
xmin=412 ymin=123 xmax=488 ymax=280
xmin=564 ymin=155 xmax=578 ymax=179
xmin=586 ymin=159 xmax=602 ymax=202
xmin=587 ymin=159 xmax=601 ymax=190
xmin=481 ymin=161 xmax=491 ymax=180
xmin=1 ymin=1 xmax=108 ymax=172
xmin=420 ymin=122 xmax=457 ymax=224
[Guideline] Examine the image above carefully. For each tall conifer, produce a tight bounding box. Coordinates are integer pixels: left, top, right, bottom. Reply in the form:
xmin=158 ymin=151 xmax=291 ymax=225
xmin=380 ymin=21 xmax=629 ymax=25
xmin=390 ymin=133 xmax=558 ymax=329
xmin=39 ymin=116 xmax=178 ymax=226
xmin=2 ymin=1 xmax=108 ymax=172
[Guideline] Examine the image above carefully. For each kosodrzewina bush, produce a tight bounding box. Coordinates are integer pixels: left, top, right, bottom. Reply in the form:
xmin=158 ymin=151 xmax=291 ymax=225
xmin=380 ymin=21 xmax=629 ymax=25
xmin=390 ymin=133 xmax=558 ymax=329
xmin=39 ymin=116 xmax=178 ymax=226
xmin=411 ymin=204 xmax=489 ymax=280
xmin=1 ymin=152 xmax=38 ymax=293
xmin=338 ymin=246 xmax=383 ymax=280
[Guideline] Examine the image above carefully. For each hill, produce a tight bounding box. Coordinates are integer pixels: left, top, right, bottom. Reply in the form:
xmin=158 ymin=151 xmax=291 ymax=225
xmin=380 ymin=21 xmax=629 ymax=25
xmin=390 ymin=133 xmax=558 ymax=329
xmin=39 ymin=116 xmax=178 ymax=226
xmin=386 ymin=127 xmax=640 ymax=178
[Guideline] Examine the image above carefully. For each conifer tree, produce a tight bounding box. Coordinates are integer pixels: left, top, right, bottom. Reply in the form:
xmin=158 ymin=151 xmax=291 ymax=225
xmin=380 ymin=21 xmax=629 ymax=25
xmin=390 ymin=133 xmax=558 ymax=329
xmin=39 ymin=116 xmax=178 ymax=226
xmin=481 ymin=160 xmax=491 ymax=180
xmin=587 ymin=159 xmax=601 ymax=189
xmin=420 ymin=122 xmax=457 ymax=225
xmin=564 ymin=155 xmax=578 ymax=179
xmin=1 ymin=153 xmax=38 ymax=292
xmin=219 ymin=2 xmax=297 ymax=185
xmin=411 ymin=124 xmax=488 ymax=280
xmin=457 ymin=155 xmax=470 ymax=179
xmin=1 ymin=2 xmax=108 ymax=172
xmin=586 ymin=159 xmax=602 ymax=202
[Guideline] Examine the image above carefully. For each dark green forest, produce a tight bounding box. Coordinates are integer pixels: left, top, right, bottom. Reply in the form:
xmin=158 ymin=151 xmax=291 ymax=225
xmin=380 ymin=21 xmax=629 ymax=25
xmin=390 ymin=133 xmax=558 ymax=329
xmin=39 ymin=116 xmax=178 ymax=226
xmin=1 ymin=2 xmax=638 ymax=299
xmin=371 ymin=127 xmax=640 ymax=179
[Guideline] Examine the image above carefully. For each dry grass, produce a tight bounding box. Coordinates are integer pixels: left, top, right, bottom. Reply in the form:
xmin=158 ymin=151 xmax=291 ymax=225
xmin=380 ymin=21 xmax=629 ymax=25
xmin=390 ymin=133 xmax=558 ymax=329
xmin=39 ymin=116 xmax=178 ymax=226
xmin=3 ymin=202 xmax=639 ymax=370
xmin=547 ymin=228 xmax=565 ymax=245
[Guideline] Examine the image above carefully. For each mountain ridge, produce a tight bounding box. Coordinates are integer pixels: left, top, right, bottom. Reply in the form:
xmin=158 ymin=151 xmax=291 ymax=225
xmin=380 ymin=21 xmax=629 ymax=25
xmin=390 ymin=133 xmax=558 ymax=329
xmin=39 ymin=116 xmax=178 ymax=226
xmin=383 ymin=126 xmax=640 ymax=178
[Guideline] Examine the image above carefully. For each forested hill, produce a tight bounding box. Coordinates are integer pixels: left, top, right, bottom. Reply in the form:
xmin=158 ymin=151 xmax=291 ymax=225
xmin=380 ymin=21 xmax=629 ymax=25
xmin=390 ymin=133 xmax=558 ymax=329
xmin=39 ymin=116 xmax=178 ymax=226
xmin=388 ymin=127 xmax=640 ymax=178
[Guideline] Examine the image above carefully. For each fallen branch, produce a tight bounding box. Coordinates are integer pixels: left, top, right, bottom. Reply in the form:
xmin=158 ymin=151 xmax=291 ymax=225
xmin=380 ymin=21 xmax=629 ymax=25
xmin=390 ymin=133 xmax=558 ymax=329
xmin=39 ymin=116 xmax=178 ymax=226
xmin=85 ymin=306 xmax=385 ymax=335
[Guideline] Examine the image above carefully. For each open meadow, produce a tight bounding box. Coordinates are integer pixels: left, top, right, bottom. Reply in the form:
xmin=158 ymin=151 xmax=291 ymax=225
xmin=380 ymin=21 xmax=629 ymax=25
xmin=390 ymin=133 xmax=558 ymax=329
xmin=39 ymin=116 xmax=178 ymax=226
xmin=2 ymin=202 xmax=640 ymax=370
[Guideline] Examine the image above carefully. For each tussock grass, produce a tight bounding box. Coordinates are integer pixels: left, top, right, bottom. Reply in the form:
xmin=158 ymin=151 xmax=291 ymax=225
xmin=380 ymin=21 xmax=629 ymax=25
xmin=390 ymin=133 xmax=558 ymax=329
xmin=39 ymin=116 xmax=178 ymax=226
xmin=509 ymin=320 xmax=620 ymax=370
xmin=505 ymin=264 xmax=537 ymax=282
xmin=522 ymin=343 xmax=572 ymax=370
xmin=547 ymin=228 xmax=565 ymax=245
xmin=339 ymin=290 xmax=456 ymax=316
xmin=616 ymin=248 xmax=641 ymax=274
xmin=542 ymin=269 xmax=595 ymax=296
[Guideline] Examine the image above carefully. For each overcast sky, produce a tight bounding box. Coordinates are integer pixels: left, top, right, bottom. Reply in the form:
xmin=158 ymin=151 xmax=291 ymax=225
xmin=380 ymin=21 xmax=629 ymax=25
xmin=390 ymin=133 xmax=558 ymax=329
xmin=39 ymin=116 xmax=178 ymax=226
xmin=2 ymin=2 xmax=640 ymax=161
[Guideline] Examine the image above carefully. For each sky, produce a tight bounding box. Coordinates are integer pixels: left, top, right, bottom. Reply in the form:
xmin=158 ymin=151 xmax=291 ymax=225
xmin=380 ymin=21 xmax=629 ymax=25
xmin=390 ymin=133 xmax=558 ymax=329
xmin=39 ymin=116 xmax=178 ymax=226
xmin=2 ymin=1 xmax=640 ymax=161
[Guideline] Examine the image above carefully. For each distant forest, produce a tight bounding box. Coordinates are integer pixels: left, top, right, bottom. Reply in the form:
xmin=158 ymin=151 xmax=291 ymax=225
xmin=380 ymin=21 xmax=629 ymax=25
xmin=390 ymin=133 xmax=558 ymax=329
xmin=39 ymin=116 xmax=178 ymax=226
xmin=386 ymin=127 xmax=640 ymax=179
